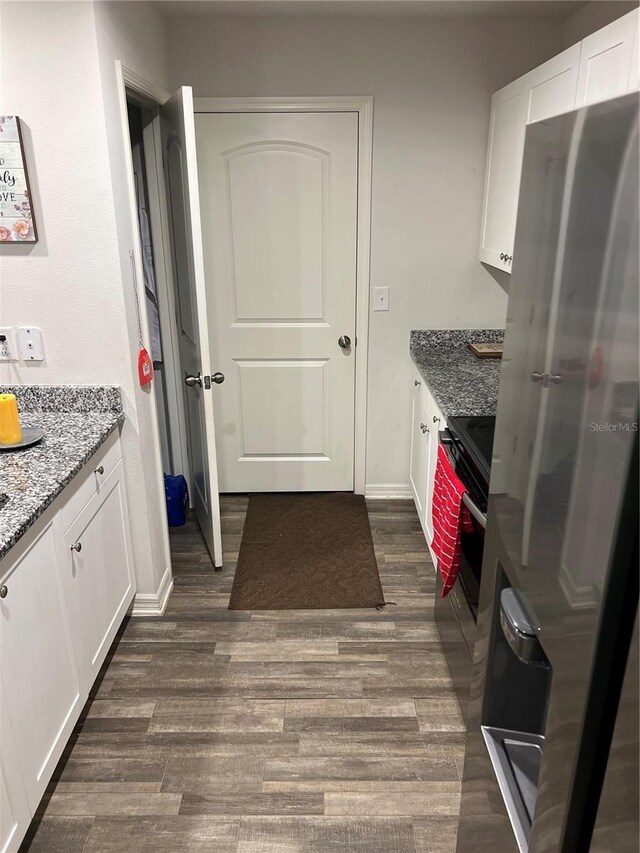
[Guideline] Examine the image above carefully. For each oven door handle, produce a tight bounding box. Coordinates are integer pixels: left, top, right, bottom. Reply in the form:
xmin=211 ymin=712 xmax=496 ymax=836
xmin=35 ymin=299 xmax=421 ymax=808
xmin=462 ymin=492 xmax=487 ymax=529
xmin=440 ymin=431 xmax=488 ymax=529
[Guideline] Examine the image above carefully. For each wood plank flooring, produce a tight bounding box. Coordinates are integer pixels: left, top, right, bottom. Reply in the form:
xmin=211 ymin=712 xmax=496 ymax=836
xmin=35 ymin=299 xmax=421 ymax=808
xmin=20 ymin=497 xmax=464 ymax=853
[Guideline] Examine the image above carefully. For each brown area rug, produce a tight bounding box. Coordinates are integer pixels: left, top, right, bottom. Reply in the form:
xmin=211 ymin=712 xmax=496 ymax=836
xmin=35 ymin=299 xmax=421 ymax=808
xmin=228 ymin=493 xmax=385 ymax=610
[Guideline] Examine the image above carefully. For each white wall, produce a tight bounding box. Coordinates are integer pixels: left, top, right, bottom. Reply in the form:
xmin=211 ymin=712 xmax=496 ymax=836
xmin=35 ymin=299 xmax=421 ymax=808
xmin=563 ymin=0 xmax=637 ymax=45
xmin=93 ymin=0 xmax=174 ymax=605
xmin=0 ymin=1 xmax=172 ymax=603
xmin=168 ymin=14 xmax=564 ymax=491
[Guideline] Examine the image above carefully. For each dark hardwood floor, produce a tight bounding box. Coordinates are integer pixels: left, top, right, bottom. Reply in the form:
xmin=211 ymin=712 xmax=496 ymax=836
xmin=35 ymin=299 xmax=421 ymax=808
xmin=21 ymin=496 xmax=464 ymax=853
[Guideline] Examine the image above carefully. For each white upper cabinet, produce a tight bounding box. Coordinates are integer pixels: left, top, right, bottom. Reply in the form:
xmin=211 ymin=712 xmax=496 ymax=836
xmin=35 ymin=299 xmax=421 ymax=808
xmin=479 ymin=77 xmax=529 ymax=272
xmin=575 ymin=9 xmax=639 ymax=107
xmin=480 ymin=9 xmax=640 ymax=274
xmin=526 ymin=44 xmax=581 ymax=124
xmin=479 ymin=45 xmax=580 ymax=272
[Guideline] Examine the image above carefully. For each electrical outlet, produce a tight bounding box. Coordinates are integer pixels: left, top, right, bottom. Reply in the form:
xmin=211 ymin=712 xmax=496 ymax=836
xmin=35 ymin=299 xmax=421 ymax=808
xmin=0 ymin=327 xmax=15 ymax=361
xmin=374 ymin=286 xmax=390 ymax=312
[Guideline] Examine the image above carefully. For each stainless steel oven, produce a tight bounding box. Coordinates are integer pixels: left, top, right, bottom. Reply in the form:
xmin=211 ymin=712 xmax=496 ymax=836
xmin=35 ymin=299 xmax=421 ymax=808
xmin=435 ymin=416 xmax=495 ymax=721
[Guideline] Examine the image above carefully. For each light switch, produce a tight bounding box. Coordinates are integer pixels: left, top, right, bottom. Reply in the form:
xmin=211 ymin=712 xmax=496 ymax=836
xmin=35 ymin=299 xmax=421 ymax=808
xmin=18 ymin=327 xmax=44 ymax=362
xmin=374 ymin=286 xmax=390 ymax=312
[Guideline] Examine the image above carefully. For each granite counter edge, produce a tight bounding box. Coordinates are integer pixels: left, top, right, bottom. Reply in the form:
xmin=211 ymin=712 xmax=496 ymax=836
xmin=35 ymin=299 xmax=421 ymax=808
xmin=0 ymin=413 xmax=124 ymax=562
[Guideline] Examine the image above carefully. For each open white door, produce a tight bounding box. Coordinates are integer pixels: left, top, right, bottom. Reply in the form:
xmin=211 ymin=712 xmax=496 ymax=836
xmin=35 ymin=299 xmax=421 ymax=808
xmin=161 ymin=87 xmax=223 ymax=567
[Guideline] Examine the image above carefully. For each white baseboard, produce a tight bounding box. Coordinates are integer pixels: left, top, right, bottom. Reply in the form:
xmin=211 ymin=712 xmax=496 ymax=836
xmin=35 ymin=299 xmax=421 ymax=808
xmin=131 ymin=566 xmax=174 ymax=616
xmin=364 ymin=483 xmax=413 ymax=500
xmin=559 ymin=561 xmax=597 ymax=609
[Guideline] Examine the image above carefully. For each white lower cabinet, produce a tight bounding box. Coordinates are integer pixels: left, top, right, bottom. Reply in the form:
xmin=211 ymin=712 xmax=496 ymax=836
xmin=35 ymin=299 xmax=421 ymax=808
xmin=61 ymin=459 xmax=134 ymax=693
xmin=409 ymin=366 xmax=446 ymax=550
xmin=409 ymin=389 xmax=430 ymax=522
xmin=0 ymin=523 xmax=82 ymax=814
xmin=0 ymin=435 xmax=135 ymax=851
xmin=0 ymin=679 xmax=31 ymax=853
xmin=424 ymin=394 xmax=445 ymax=545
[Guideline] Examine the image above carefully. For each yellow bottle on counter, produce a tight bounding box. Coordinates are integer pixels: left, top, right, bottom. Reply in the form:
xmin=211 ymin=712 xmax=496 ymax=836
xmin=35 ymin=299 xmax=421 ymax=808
xmin=0 ymin=393 xmax=22 ymax=445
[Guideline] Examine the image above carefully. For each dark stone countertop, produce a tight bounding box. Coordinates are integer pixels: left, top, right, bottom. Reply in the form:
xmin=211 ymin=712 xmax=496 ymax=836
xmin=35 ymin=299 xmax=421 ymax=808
xmin=0 ymin=386 xmax=123 ymax=561
xmin=410 ymin=329 xmax=505 ymax=418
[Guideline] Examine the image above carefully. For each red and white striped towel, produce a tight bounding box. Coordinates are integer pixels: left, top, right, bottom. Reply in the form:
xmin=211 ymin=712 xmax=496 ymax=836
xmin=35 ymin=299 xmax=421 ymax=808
xmin=431 ymin=443 xmax=474 ymax=597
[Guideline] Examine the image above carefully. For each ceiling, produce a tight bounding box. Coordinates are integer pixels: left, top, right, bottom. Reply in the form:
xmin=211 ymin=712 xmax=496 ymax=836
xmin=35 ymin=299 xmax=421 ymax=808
xmin=155 ymin=0 xmax=588 ymax=20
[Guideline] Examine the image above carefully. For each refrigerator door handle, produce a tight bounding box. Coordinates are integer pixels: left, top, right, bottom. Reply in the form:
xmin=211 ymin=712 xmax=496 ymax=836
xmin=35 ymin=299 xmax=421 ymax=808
xmin=500 ymin=589 xmax=548 ymax=666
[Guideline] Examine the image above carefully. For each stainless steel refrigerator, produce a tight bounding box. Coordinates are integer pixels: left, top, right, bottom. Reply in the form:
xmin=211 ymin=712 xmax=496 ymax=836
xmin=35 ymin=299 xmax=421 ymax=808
xmin=457 ymin=93 xmax=639 ymax=853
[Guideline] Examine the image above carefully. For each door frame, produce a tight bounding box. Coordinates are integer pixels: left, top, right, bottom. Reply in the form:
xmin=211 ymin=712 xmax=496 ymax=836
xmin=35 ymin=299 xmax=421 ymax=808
xmin=116 ymin=62 xmax=192 ymax=488
xmin=193 ymin=96 xmax=374 ymax=495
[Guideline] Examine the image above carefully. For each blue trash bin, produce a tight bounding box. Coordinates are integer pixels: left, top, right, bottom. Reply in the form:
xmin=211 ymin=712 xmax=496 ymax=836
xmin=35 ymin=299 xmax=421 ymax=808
xmin=164 ymin=474 xmax=189 ymax=526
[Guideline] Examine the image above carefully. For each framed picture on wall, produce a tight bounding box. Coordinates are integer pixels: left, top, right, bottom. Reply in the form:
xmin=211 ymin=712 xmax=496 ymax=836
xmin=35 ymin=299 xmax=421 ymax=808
xmin=0 ymin=116 xmax=38 ymax=243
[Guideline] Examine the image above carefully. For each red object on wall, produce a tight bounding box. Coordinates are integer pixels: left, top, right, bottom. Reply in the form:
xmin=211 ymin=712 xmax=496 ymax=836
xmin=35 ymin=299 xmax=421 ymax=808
xmin=138 ymin=347 xmax=153 ymax=386
xmin=431 ymin=444 xmax=474 ymax=596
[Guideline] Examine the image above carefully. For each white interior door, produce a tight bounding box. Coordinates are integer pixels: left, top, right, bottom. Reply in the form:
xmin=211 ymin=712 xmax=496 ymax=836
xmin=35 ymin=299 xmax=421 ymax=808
xmin=161 ymin=87 xmax=222 ymax=565
xmin=195 ymin=111 xmax=358 ymax=493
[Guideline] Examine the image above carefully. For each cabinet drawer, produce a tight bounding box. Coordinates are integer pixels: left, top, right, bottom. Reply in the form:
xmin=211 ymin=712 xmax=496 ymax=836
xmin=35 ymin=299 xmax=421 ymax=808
xmin=411 ymin=364 xmax=447 ymax=431
xmin=57 ymin=430 xmax=122 ymax=533
xmin=411 ymin=364 xmax=430 ymax=411
xmin=428 ymin=395 xmax=446 ymax=433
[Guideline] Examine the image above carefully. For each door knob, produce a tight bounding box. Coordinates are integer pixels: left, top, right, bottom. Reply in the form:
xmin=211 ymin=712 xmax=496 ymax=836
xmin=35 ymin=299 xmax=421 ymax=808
xmin=338 ymin=335 xmax=351 ymax=349
xmin=70 ymin=542 xmax=82 ymax=553
xmin=531 ymin=371 xmax=546 ymax=383
xmin=211 ymin=372 xmax=225 ymax=385
xmin=185 ymin=373 xmax=202 ymax=388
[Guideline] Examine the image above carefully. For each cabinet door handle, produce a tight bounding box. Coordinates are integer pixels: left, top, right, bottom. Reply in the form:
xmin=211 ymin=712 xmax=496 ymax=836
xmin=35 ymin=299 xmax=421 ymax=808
xmin=500 ymin=253 xmax=505 ymax=261
xmin=94 ymin=465 xmax=105 ymax=475
xmin=432 ymin=415 xmax=440 ymax=424
xmin=70 ymin=542 xmax=82 ymax=553
xmin=420 ymin=423 xmax=429 ymax=434
xmin=414 ymin=380 xmax=421 ymax=387
xmin=0 ymin=585 xmax=7 ymax=599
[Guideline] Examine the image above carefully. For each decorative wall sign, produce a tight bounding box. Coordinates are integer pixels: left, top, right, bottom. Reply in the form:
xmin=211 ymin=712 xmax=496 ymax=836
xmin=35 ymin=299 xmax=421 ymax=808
xmin=0 ymin=116 xmax=37 ymax=243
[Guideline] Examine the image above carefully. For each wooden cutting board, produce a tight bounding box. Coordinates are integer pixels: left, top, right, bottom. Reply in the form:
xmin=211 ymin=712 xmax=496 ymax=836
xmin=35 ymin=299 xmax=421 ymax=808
xmin=468 ymin=342 xmax=503 ymax=359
